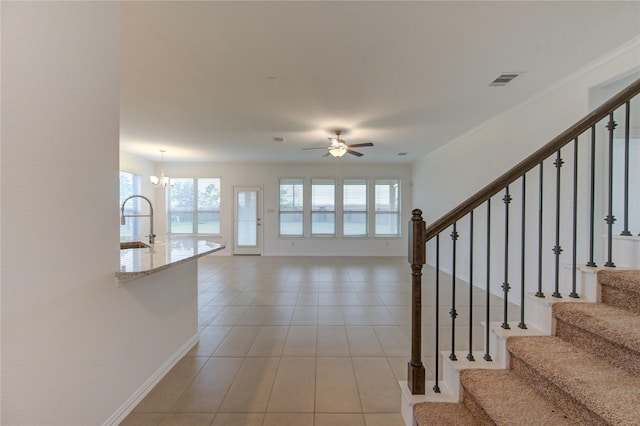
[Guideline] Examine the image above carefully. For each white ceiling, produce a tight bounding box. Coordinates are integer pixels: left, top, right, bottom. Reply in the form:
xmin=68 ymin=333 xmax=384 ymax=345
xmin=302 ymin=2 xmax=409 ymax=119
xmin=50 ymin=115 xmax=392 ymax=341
xmin=120 ymin=1 xmax=640 ymax=164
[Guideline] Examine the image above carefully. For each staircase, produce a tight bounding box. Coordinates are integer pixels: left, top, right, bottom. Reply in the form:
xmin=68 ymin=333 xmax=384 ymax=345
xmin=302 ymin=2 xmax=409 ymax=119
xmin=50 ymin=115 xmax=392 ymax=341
xmin=413 ymin=270 xmax=640 ymax=425
xmin=402 ymin=78 xmax=640 ymax=425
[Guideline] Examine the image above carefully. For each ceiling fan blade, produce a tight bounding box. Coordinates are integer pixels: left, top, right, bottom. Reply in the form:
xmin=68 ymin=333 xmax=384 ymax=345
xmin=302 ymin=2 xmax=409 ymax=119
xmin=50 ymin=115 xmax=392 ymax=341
xmin=323 ymin=152 xmax=331 ymax=157
xmin=347 ymin=142 xmax=374 ymax=148
xmin=347 ymin=149 xmax=364 ymax=157
xmin=302 ymin=147 xmax=329 ymax=150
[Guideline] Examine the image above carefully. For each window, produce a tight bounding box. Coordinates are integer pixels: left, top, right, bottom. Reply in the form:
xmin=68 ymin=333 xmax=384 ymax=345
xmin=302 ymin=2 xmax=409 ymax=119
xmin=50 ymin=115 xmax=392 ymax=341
xmin=168 ymin=178 xmax=221 ymax=234
xmin=343 ymin=179 xmax=368 ymax=236
xmin=311 ymin=179 xmax=335 ymax=236
xmin=279 ymin=178 xmax=304 ymax=236
xmin=375 ymin=179 xmax=401 ymax=236
xmin=119 ymin=171 xmax=141 ymax=238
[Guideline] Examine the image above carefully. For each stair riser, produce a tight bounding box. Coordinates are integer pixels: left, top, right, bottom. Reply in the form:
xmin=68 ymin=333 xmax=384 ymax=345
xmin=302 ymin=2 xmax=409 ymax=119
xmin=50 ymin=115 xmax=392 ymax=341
xmin=508 ymin=354 xmax=607 ymax=426
xmin=460 ymin=387 xmax=495 ymax=426
xmin=555 ymin=319 xmax=640 ymax=377
xmin=601 ymin=285 xmax=640 ymax=314
xmin=562 ymin=265 xmax=600 ymax=302
xmin=610 ymin=236 xmax=640 ymax=269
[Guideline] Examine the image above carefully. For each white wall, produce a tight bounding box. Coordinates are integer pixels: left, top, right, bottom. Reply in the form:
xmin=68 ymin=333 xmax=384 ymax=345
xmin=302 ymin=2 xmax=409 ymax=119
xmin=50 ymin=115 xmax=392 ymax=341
xmin=141 ymin=161 xmax=412 ymax=256
xmin=412 ymin=38 xmax=640 ymax=302
xmin=120 ymin=150 xmax=156 ymax=202
xmin=1 ymin=3 xmax=197 ymax=424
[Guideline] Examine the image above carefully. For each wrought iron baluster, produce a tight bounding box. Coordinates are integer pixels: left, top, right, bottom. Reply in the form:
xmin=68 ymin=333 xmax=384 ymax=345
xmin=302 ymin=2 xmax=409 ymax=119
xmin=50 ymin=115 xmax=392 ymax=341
xmin=536 ymin=162 xmax=545 ymax=297
xmin=519 ymin=175 xmax=527 ymax=329
xmin=484 ymin=200 xmax=492 ymax=362
xmin=433 ymin=234 xmax=441 ymax=393
xmin=502 ymin=187 xmax=511 ymax=329
xmin=605 ymin=113 xmax=617 ymax=267
xmin=622 ymin=101 xmax=631 ymax=236
xmin=467 ymin=212 xmax=475 ymax=361
xmin=536 ymin=162 xmax=544 ymax=297
xmin=587 ymin=126 xmax=597 ymax=267
xmin=553 ymin=150 xmax=564 ymax=298
xmin=570 ymin=139 xmax=580 ymax=298
xmin=450 ymin=223 xmax=458 ymax=361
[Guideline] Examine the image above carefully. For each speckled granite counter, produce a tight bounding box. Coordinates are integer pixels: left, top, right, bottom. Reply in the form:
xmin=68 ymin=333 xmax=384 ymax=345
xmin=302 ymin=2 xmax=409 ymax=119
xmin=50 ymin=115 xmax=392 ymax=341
xmin=116 ymin=236 xmax=224 ymax=285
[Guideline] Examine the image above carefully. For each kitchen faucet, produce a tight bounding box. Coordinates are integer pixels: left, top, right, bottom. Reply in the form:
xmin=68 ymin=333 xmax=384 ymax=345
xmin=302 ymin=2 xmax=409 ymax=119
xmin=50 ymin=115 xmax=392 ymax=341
xmin=120 ymin=195 xmax=155 ymax=244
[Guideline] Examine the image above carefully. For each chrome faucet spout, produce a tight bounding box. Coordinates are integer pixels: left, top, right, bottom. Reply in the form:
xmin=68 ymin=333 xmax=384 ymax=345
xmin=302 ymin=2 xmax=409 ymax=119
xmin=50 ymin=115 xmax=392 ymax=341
xmin=120 ymin=195 xmax=155 ymax=244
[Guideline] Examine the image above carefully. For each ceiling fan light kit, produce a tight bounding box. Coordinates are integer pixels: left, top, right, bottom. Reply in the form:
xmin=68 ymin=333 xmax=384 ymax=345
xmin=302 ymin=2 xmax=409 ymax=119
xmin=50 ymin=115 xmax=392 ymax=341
xmin=303 ymin=130 xmax=374 ymax=158
xmin=329 ymin=146 xmax=347 ymax=158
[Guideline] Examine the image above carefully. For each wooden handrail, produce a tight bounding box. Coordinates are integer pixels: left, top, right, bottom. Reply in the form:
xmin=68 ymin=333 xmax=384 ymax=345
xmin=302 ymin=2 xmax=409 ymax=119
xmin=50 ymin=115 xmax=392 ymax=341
xmin=425 ymin=78 xmax=640 ymax=241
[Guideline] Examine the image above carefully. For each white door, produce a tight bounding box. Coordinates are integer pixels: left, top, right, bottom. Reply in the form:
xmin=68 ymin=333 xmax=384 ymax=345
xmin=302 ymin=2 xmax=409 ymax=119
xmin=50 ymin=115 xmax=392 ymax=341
xmin=234 ymin=186 xmax=262 ymax=255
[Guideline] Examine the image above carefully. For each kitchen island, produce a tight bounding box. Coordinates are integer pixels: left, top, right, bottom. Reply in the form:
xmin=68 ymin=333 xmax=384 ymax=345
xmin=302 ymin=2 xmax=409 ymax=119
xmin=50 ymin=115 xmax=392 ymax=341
xmin=117 ymin=236 xmax=224 ymax=285
xmin=109 ymin=236 xmax=225 ymax=423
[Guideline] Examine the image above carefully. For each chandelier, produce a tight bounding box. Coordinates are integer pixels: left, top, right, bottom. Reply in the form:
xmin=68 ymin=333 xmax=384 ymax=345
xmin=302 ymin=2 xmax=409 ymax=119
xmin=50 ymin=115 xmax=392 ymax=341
xmin=150 ymin=150 xmax=173 ymax=188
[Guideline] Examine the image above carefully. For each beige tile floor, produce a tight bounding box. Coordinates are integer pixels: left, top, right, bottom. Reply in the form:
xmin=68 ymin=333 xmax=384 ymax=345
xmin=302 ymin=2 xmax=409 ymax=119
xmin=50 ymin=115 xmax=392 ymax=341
xmin=121 ymin=256 xmax=519 ymax=426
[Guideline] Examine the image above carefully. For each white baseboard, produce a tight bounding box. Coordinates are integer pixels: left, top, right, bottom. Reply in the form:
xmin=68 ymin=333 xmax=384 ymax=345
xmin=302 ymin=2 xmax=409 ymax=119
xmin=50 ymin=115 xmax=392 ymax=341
xmin=102 ymin=333 xmax=199 ymax=426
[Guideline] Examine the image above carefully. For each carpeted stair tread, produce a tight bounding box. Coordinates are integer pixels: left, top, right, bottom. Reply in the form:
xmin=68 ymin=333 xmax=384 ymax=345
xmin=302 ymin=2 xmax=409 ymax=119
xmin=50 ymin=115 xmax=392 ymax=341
xmin=598 ymin=269 xmax=640 ymax=294
xmin=507 ymin=335 xmax=640 ymax=425
xmin=414 ymin=401 xmax=478 ymax=426
xmin=553 ymin=302 xmax=640 ymax=353
xmin=460 ymin=369 xmax=574 ymax=425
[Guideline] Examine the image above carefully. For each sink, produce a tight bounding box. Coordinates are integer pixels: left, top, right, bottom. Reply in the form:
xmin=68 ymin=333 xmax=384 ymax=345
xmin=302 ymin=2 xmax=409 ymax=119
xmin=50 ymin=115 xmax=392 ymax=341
xmin=120 ymin=241 xmax=150 ymax=250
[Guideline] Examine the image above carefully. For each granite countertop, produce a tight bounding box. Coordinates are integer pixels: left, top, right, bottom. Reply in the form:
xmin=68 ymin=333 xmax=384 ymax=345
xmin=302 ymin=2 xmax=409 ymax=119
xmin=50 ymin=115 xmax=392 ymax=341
xmin=116 ymin=236 xmax=225 ymax=285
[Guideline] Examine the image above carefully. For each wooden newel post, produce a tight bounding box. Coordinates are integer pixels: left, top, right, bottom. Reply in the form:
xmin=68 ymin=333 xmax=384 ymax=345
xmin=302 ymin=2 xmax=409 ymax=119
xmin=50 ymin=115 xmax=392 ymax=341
xmin=407 ymin=208 xmax=426 ymax=394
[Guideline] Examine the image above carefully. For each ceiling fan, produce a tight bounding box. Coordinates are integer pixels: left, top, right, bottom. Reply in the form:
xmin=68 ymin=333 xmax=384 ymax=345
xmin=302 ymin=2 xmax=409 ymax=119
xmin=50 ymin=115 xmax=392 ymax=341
xmin=302 ymin=130 xmax=374 ymax=158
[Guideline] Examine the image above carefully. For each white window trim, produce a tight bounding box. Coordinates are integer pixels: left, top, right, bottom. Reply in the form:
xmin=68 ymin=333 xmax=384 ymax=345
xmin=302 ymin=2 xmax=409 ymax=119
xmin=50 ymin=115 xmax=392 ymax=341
xmin=343 ymin=178 xmax=369 ymax=237
xmin=167 ymin=177 xmax=222 ymax=235
xmin=374 ymin=177 xmax=402 ymax=237
xmin=278 ymin=177 xmax=305 ymax=237
xmin=311 ymin=178 xmax=337 ymax=237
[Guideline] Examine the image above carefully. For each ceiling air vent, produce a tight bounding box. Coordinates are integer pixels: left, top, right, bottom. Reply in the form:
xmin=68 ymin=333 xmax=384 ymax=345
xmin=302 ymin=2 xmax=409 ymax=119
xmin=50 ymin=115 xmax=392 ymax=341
xmin=489 ymin=73 xmax=520 ymax=87
xmin=273 ymin=137 xmax=286 ymax=143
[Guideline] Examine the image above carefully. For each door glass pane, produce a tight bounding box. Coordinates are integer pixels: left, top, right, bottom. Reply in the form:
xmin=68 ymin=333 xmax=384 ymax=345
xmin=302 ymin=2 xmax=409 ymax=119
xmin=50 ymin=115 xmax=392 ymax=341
xmin=237 ymin=191 xmax=257 ymax=246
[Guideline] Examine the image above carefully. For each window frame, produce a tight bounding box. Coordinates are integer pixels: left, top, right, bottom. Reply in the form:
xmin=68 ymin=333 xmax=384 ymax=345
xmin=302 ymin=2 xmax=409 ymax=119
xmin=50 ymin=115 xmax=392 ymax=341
xmin=119 ymin=170 xmax=141 ymax=238
xmin=167 ymin=177 xmax=221 ymax=235
xmin=278 ymin=178 xmax=305 ymax=237
xmin=374 ymin=178 xmax=401 ymax=237
xmin=342 ymin=178 xmax=368 ymax=237
xmin=310 ymin=178 xmax=336 ymax=237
